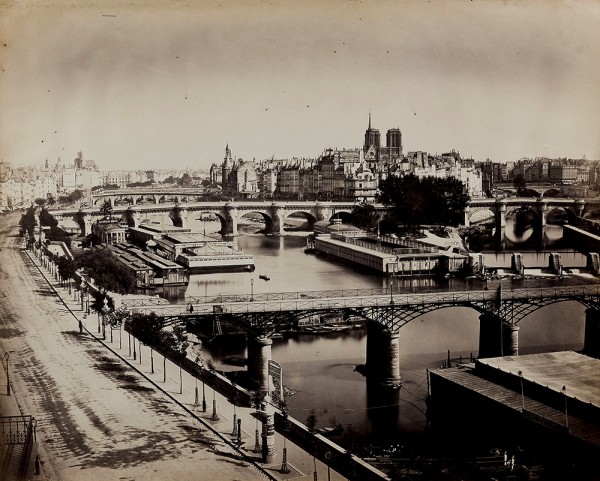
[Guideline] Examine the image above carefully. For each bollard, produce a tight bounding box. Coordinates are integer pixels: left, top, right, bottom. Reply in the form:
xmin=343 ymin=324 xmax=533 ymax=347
xmin=231 ymin=413 xmax=238 ymax=436
xmin=211 ymin=399 xmax=219 ymax=421
xmin=236 ymin=419 xmax=242 ymax=446
xmin=79 ymin=320 xmax=83 ymax=334
xmin=254 ymin=429 xmax=261 ymax=453
xmin=280 ymin=447 xmax=290 ymax=474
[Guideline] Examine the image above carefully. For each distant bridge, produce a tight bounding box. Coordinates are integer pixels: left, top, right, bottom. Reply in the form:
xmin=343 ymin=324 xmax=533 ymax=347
xmin=466 ymin=197 xmax=600 ymax=235
xmin=51 ymin=200 xmax=392 ymax=236
xmin=91 ymin=187 xmax=210 ymax=207
xmin=122 ymin=279 xmax=600 ymax=389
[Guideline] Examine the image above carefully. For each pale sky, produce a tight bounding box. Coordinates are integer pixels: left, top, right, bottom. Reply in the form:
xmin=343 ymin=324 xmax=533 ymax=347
xmin=1 ymin=0 xmax=600 ymax=171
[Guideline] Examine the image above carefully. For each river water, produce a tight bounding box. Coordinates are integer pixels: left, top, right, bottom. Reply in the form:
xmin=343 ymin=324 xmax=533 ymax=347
xmin=165 ymin=216 xmax=588 ymax=448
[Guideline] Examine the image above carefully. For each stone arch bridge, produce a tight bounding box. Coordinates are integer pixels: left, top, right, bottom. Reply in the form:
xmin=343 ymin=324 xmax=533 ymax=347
xmin=52 ymin=201 xmax=392 ymax=237
xmin=465 ymin=197 xmax=600 ymax=235
xmin=122 ymin=280 xmax=600 ymax=391
xmin=92 ymin=188 xmax=210 ymax=207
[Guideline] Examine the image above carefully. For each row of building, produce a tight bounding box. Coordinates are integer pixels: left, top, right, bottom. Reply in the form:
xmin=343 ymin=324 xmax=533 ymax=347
xmin=211 ymin=116 xmax=485 ymax=200
xmin=2 ymin=116 xmax=599 ymax=210
xmin=0 ymin=153 xmax=209 ymax=210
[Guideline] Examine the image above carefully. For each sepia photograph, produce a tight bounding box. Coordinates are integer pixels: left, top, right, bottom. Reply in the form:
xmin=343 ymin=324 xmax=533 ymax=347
xmin=1 ymin=0 xmax=600 ymax=480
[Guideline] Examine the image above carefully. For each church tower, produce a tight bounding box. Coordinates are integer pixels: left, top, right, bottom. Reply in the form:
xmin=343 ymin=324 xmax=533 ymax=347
xmin=221 ymin=143 xmax=233 ymax=192
xmin=363 ymin=112 xmax=381 ymax=156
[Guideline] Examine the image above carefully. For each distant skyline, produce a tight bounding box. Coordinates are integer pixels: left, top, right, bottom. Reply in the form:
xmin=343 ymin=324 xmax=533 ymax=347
xmin=1 ymin=0 xmax=600 ymax=171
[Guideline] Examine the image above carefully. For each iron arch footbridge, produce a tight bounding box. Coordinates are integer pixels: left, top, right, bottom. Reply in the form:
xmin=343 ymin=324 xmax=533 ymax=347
xmin=122 ymin=280 xmax=600 ymax=389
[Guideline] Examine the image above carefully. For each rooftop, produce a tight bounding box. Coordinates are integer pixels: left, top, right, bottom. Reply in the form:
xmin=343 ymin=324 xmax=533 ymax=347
xmin=478 ymin=351 xmax=600 ymax=407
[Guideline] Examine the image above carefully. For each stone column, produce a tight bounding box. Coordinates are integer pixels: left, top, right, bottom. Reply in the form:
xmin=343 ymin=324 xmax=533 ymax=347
xmin=366 ymin=321 xmax=401 ymax=388
xmin=247 ymin=336 xmax=273 ymax=394
xmin=82 ymin=214 xmax=92 ymax=237
xmin=584 ymin=308 xmax=600 ymax=358
xmin=463 ymin=205 xmax=471 ymax=227
xmin=261 ymin=395 xmax=276 ymax=463
xmin=503 ymin=323 xmax=519 ymax=356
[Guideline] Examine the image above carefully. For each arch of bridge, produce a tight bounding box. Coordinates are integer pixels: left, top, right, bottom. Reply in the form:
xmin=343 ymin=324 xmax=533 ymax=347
xmin=168 ymin=296 xmax=600 ymax=336
xmin=467 ymin=197 xmax=586 ymax=227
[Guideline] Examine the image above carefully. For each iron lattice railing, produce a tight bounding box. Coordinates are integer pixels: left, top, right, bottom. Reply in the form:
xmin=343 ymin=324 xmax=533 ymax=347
xmin=120 ymin=282 xmax=600 ymax=337
xmin=0 ymin=415 xmax=37 ymax=481
xmin=122 ymin=277 xmax=600 ymax=309
xmin=0 ymin=416 xmax=36 ymax=445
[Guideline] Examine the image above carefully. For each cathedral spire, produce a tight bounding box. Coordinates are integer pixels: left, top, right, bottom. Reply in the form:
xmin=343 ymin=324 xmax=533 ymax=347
xmin=368 ymin=111 xmax=372 ymax=130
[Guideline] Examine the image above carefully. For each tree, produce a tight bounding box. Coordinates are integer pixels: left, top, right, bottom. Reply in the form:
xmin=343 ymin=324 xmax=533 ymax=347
xmin=126 ymin=312 xmax=164 ymax=374
xmin=100 ymin=200 xmax=113 ymax=223
xmin=513 ymin=173 xmax=527 ymax=195
xmin=351 ymin=203 xmax=380 ymax=230
xmin=179 ymin=173 xmax=193 ymax=186
xmin=19 ymin=207 xmax=36 ymax=237
xmin=35 ymin=198 xmax=46 ymax=207
xmin=56 ymin=256 xmax=76 ymax=286
xmin=70 ymin=190 xmax=84 ymax=202
xmin=75 ymin=248 xmax=137 ymax=294
xmin=378 ymin=174 xmax=469 ymax=227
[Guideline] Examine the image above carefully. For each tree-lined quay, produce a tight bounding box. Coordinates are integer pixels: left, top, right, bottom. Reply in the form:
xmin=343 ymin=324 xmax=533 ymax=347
xmin=16 ymin=221 xmax=389 ymax=481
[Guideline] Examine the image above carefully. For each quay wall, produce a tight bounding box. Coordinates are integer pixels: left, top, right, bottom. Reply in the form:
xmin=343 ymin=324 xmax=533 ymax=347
xmin=563 ymin=224 xmax=600 ymax=252
xmin=274 ymin=412 xmax=391 ymax=481
xmin=481 ymin=250 xmax=588 ymax=269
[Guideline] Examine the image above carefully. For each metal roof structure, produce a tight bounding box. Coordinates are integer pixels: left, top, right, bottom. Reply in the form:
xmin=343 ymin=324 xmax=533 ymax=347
xmin=478 ymin=352 xmax=600 ymax=407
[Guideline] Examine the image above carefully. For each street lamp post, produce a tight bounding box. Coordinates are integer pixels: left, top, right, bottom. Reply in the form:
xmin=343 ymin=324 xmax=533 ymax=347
xmin=101 ymin=298 xmax=109 ymax=341
xmin=518 ymin=370 xmax=525 ymax=412
xmin=80 ymin=280 xmax=86 ymax=311
xmin=4 ymin=352 xmax=10 ymax=396
xmin=250 ymin=278 xmax=254 ymax=301
xmin=387 ymin=264 xmax=394 ymax=305
xmin=562 ymin=385 xmax=569 ymax=430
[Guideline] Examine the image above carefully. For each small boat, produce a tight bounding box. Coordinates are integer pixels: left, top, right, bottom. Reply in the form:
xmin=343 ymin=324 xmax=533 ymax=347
xmin=259 ymin=274 xmax=270 ymax=281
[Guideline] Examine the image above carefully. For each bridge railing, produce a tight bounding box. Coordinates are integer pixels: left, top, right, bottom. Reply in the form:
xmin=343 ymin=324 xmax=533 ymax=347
xmin=121 ymin=276 xmax=599 ymax=309
xmin=124 ymin=283 xmax=600 ymax=318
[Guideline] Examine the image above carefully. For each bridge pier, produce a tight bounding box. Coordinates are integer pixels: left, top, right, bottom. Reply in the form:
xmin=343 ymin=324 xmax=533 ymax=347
xmin=223 ymin=205 xmax=239 ymax=237
xmin=479 ymin=313 xmax=502 ymax=358
xmin=479 ymin=313 xmax=519 ymax=358
xmin=247 ymin=336 xmax=273 ymax=393
xmin=366 ymin=321 xmax=401 ymax=388
xmin=170 ymin=206 xmax=188 ymax=228
xmin=584 ymin=308 xmax=600 ymax=358
xmin=75 ymin=212 xmax=93 ymax=237
xmin=503 ymin=323 xmax=519 ymax=356
xmin=125 ymin=207 xmax=142 ymax=228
